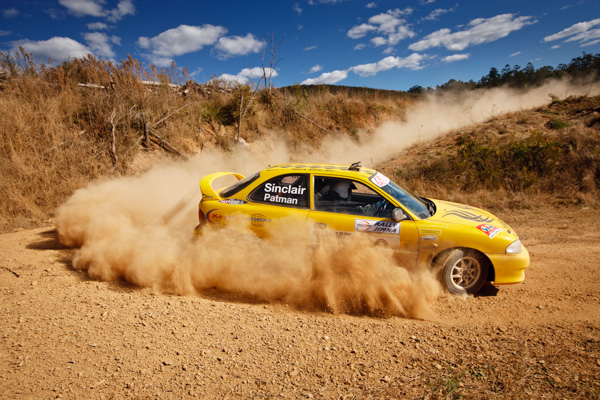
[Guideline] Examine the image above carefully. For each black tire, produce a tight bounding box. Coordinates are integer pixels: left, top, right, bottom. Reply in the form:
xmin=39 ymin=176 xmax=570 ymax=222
xmin=441 ymin=249 xmax=488 ymax=295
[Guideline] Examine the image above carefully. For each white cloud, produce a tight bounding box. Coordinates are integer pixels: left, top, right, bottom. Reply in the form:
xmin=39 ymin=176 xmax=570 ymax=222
xmin=351 ymin=53 xmax=425 ymax=76
xmin=366 ymin=2 xmax=377 ymax=8
xmin=303 ymin=54 xmax=426 ymax=85
xmin=543 ymin=19 xmax=600 ymax=42
xmin=304 ymin=45 xmax=317 ymax=51
xmin=0 ymin=30 xmax=11 ymax=37
xmin=567 ymin=28 xmax=600 ymax=46
xmin=354 ymin=43 xmax=366 ymax=50
xmin=371 ymin=37 xmax=387 ymax=46
xmin=409 ymin=13 xmax=537 ymax=51
xmin=543 ymin=19 xmax=600 ymax=47
xmin=218 ymin=67 xmax=277 ymax=85
xmin=58 ymin=0 xmax=134 ymax=22
xmin=84 ymin=32 xmax=121 ymax=58
xmin=309 ymin=64 xmax=322 ymax=73
xmin=190 ymin=67 xmax=203 ymax=79
xmin=441 ymin=53 xmax=469 ymax=63
xmin=59 ymin=0 xmax=103 ymax=17
xmin=3 ymin=8 xmax=19 ymax=18
xmin=301 ymin=53 xmax=427 ymax=85
xmin=348 ymin=23 xmax=377 ymax=39
xmin=347 ymin=8 xmax=415 ymax=46
xmin=582 ymin=38 xmax=600 ymax=47
xmin=106 ymin=0 xmax=134 ymax=22
xmin=369 ymin=8 xmax=412 ymax=34
xmin=293 ymin=3 xmax=302 ymax=15
xmin=11 ymin=37 xmax=90 ymax=64
xmin=509 ymin=51 xmax=521 ymax=57
xmin=301 ymin=70 xmax=349 ymax=85
xmin=423 ymin=5 xmax=457 ymax=21
xmin=215 ymin=33 xmax=264 ymax=59
xmin=137 ymin=24 xmax=227 ymax=63
xmin=87 ymin=22 xmax=110 ymax=30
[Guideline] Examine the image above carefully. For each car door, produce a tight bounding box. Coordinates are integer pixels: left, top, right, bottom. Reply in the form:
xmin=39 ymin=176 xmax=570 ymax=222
xmin=308 ymin=176 xmax=419 ymax=267
xmin=243 ymin=173 xmax=311 ymax=237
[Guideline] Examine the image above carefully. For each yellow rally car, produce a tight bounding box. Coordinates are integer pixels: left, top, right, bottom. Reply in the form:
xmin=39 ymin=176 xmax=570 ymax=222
xmin=194 ymin=162 xmax=529 ymax=295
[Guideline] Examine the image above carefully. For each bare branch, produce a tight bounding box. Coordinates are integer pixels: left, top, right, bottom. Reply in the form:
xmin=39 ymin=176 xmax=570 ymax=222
xmin=148 ymin=129 xmax=186 ymax=159
xmin=150 ymin=103 xmax=193 ymax=130
xmin=141 ymin=112 xmax=149 ymax=148
xmin=108 ymin=109 xmax=118 ymax=165
xmin=237 ymin=76 xmax=264 ymax=142
xmin=292 ymin=108 xmax=341 ymax=137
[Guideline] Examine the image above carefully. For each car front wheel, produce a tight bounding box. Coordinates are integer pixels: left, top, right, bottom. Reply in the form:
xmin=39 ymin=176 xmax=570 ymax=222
xmin=441 ymin=249 xmax=488 ymax=295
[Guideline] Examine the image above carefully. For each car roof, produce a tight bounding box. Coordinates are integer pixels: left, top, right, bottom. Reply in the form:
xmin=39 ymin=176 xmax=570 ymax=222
xmin=265 ymin=163 xmax=377 ymax=179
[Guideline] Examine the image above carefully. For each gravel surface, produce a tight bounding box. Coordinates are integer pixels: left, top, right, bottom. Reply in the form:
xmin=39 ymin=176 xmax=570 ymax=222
xmin=1 ymin=208 xmax=599 ymax=399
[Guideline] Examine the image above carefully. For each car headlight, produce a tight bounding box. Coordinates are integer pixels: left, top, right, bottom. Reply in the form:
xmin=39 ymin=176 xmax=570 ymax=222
xmin=506 ymin=239 xmax=522 ymax=254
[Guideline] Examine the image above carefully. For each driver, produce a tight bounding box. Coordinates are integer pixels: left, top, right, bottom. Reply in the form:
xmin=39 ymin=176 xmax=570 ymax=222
xmin=321 ymin=180 xmax=388 ymax=217
xmin=331 ymin=181 xmax=352 ymax=200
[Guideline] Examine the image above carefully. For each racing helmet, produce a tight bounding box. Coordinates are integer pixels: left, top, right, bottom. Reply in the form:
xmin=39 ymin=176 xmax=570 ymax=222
xmin=332 ymin=181 xmax=352 ymax=200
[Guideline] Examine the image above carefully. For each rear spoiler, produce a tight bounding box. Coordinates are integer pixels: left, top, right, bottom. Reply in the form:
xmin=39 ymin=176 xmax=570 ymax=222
xmin=199 ymin=172 xmax=245 ymax=200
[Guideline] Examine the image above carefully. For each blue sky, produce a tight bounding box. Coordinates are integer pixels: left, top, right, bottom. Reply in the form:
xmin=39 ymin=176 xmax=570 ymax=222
xmin=1 ymin=0 xmax=599 ymax=91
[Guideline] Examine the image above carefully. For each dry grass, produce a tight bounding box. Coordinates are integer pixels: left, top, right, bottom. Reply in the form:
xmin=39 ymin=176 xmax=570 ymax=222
xmin=379 ymin=95 xmax=600 ymax=211
xmin=0 ymin=54 xmax=414 ymax=232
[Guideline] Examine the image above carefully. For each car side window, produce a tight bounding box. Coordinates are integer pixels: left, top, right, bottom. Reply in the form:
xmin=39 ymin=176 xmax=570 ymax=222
xmin=249 ymin=174 xmax=309 ymax=208
xmin=313 ymin=177 xmax=392 ymax=218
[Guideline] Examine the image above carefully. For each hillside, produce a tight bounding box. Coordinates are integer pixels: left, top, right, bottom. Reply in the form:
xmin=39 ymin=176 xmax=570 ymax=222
xmin=379 ymin=94 xmax=600 ymax=210
xmin=1 ymin=51 xmax=599 ymax=233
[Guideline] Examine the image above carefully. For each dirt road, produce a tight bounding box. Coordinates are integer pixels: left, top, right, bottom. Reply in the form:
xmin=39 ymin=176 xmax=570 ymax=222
xmin=1 ymin=208 xmax=599 ymax=399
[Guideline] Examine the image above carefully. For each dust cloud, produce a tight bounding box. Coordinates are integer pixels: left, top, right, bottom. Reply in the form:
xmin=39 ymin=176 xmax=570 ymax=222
xmin=55 ymin=81 xmax=596 ymax=317
xmin=55 ymin=160 xmax=439 ymax=318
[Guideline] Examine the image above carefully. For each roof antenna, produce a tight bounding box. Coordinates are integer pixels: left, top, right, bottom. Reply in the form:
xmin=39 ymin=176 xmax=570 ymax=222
xmin=349 ymin=161 xmax=361 ymax=171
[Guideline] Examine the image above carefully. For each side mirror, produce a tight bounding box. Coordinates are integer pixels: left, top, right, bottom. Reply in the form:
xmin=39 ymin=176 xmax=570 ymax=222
xmin=391 ymin=208 xmax=407 ymax=222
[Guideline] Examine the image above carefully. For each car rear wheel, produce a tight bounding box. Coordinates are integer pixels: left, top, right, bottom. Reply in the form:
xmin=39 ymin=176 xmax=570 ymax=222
xmin=441 ymin=249 xmax=488 ymax=295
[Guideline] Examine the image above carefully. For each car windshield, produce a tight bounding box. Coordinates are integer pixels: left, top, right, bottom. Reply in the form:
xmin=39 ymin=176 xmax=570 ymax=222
xmin=371 ymin=173 xmax=432 ymax=219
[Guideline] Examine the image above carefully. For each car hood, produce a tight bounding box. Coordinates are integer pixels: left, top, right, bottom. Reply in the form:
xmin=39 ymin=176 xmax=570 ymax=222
xmin=428 ymin=199 xmax=515 ymax=234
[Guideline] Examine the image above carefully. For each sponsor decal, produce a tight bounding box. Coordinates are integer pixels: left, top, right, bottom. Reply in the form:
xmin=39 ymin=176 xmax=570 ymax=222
xmin=419 ymin=235 xmax=438 ymax=241
xmin=206 ymin=209 xmax=221 ymax=224
xmin=218 ymin=199 xmax=247 ymax=205
xmin=355 ymin=219 xmax=400 ymax=234
xmin=251 ymin=213 xmax=271 ymax=228
xmin=335 ymin=232 xmax=352 ymax=239
xmin=206 ymin=209 xmax=272 ymax=227
xmin=264 ymin=183 xmax=306 ymax=195
xmin=477 ymin=223 xmax=502 ymax=238
xmin=443 ymin=210 xmax=494 ymax=223
xmin=420 ymin=228 xmax=442 ymax=235
xmin=262 ymin=183 xmax=305 ymax=205
xmin=370 ymin=172 xmax=390 ymax=188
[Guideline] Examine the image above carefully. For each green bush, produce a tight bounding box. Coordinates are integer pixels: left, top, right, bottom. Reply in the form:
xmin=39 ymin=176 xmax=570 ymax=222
xmin=546 ymin=118 xmax=570 ymax=130
xmin=399 ymin=132 xmax=566 ymax=191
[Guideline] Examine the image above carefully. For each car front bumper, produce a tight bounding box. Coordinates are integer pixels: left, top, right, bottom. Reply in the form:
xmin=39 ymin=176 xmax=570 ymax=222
xmin=487 ymin=246 xmax=530 ymax=285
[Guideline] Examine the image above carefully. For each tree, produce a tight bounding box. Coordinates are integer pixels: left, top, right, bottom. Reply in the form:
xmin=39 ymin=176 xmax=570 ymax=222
xmin=408 ymin=85 xmax=424 ymax=94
